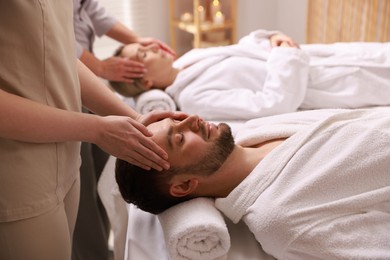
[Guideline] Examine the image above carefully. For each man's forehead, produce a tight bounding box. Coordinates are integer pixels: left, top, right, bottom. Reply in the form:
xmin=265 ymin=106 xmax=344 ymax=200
xmin=148 ymin=118 xmax=170 ymax=142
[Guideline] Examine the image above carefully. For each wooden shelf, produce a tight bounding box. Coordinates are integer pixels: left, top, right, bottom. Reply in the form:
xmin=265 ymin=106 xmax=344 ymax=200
xmin=169 ymin=0 xmax=237 ymax=52
xmin=173 ymin=20 xmax=235 ymax=34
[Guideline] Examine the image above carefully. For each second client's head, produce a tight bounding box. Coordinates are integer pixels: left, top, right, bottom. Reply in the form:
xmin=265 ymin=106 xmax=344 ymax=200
xmin=110 ymin=43 xmax=179 ymax=97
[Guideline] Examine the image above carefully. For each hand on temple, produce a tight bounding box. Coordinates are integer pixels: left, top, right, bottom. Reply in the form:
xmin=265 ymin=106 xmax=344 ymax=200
xmin=100 ymin=56 xmax=146 ymax=82
xmin=137 ymin=37 xmax=177 ymax=58
xmin=95 ymin=111 xmax=188 ymax=171
xmin=138 ymin=110 xmax=189 ymax=127
xmin=94 ymin=115 xmax=170 ymax=171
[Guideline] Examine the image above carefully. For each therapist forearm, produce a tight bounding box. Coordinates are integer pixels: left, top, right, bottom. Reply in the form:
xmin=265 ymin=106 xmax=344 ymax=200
xmin=105 ymin=22 xmax=139 ymax=44
xmin=0 ymin=88 xmax=100 ymax=143
xmin=77 ymin=60 xmax=140 ymax=119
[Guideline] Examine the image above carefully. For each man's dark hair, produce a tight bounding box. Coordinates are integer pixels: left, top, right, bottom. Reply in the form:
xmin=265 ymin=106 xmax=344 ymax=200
xmin=115 ymin=122 xmax=235 ymax=214
xmin=115 ymin=160 xmax=194 ymax=214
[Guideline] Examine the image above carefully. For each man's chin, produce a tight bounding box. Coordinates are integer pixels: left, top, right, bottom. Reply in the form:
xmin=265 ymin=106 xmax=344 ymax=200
xmin=218 ymin=122 xmax=232 ymax=134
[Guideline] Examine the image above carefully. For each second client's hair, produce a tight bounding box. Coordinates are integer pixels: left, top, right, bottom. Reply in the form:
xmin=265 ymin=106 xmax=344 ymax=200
xmin=108 ymin=45 xmax=148 ymax=97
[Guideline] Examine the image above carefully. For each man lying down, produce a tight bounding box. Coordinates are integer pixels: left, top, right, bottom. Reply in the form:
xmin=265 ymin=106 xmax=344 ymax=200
xmin=115 ymin=107 xmax=390 ymax=259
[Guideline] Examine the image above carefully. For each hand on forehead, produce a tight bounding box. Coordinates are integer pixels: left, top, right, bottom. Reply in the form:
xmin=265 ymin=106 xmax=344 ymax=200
xmin=121 ymin=43 xmax=142 ymax=60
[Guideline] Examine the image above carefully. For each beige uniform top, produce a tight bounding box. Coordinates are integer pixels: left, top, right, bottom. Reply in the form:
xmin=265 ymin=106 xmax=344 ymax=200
xmin=0 ymin=0 xmax=81 ymax=222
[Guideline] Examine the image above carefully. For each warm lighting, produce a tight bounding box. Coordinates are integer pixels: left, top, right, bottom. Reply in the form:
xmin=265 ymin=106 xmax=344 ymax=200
xmin=211 ymin=0 xmax=221 ymax=18
xmin=197 ymin=5 xmax=206 ymax=22
xmin=180 ymin=12 xmax=193 ymax=23
xmin=213 ymin=11 xmax=225 ymax=25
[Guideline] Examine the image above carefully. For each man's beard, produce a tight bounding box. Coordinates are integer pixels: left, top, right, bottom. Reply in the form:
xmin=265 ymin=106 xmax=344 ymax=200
xmin=180 ymin=123 xmax=235 ymax=176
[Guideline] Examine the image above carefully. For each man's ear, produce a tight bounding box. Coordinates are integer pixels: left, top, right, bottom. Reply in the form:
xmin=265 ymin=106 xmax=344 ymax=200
xmin=169 ymin=178 xmax=199 ymax=197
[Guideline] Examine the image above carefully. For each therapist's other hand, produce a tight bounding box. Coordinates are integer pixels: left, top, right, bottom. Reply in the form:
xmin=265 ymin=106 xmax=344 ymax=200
xmin=270 ymin=33 xmax=300 ymax=48
xmin=137 ymin=37 xmax=177 ymax=59
xmin=100 ymin=56 xmax=146 ymax=83
xmin=138 ymin=110 xmax=188 ymax=127
xmin=95 ymin=115 xmax=172 ymax=171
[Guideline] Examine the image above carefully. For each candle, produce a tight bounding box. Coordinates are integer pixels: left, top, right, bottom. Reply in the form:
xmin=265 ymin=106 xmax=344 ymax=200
xmin=197 ymin=5 xmax=206 ymax=22
xmin=180 ymin=12 xmax=193 ymax=23
xmin=211 ymin=0 xmax=221 ymax=17
xmin=213 ymin=11 xmax=225 ymax=25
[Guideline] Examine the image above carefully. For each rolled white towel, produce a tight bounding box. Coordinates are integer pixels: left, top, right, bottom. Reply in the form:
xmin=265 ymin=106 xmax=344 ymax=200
xmin=158 ymin=198 xmax=230 ymax=260
xmin=135 ymin=89 xmax=176 ymax=114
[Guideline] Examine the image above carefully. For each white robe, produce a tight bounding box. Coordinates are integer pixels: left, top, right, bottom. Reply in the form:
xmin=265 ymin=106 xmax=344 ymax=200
xmin=215 ymin=108 xmax=390 ymax=259
xmin=166 ymin=30 xmax=390 ymax=120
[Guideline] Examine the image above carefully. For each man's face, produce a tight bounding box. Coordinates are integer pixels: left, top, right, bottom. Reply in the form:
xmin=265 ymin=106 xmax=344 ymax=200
xmin=121 ymin=43 xmax=175 ymax=88
xmin=147 ymin=115 xmax=235 ymax=175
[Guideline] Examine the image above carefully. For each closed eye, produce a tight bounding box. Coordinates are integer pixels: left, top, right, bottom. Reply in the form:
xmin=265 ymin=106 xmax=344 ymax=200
xmin=138 ymin=50 xmax=147 ymax=60
xmin=173 ymin=132 xmax=184 ymax=147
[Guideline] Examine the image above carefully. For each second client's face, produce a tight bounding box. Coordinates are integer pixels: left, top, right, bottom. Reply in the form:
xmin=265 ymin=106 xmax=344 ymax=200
xmin=121 ymin=43 xmax=176 ymax=88
xmin=147 ymin=115 xmax=235 ymax=174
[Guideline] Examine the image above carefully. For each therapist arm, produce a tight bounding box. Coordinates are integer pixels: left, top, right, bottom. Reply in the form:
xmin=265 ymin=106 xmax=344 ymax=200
xmin=78 ymin=60 xmax=187 ymax=170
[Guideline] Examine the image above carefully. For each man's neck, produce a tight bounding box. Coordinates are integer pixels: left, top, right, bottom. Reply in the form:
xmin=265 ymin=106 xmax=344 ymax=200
xmin=203 ymin=139 xmax=286 ymax=197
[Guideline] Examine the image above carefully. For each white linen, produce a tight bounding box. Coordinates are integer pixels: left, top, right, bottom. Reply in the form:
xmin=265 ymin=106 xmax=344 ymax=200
xmin=216 ymin=107 xmax=390 ymax=259
xmin=125 ymin=204 xmax=169 ymax=260
xmin=98 ymin=156 xmax=128 ymax=260
xmin=135 ymin=89 xmax=176 ymax=114
xmin=166 ymin=29 xmax=390 ymax=120
xmin=98 ymin=156 xmax=169 ymax=260
xmin=158 ymin=198 xmax=230 ymax=260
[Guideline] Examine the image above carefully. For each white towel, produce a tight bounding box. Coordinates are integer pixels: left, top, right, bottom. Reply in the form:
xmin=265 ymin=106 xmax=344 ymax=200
xmin=135 ymin=89 xmax=176 ymax=114
xmin=158 ymin=198 xmax=230 ymax=260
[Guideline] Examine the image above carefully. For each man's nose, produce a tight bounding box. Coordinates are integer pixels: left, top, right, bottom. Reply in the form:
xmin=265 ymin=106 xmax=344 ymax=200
xmin=179 ymin=115 xmax=200 ymax=132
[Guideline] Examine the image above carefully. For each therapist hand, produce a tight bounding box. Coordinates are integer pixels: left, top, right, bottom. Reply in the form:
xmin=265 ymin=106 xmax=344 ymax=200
xmin=270 ymin=33 xmax=300 ymax=48
xmin=94 ymin=115 xmax=170 ymax=171
xmin=95 ymin=111 xmax=188 ymax=171
xmin=138 ymin=110 xmax=188 ymax=127
xmin=137 ymin=37 xmax=176 ymax=58
xmin=100 ymin=56 xmax=146 ymax=83
xmin=136 ymin=110 xmax=188 ymax=169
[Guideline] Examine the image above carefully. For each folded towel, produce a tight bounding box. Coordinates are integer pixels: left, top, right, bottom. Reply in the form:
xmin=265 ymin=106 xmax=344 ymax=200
xmin=135 ymin=89 xmax=176 ymax=114
xmin=158 ymin=198 xmax=230 ymax=260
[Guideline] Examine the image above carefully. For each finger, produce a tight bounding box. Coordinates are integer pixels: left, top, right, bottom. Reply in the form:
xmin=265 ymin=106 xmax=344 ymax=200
xmin=140 ymin=137 xmax=169 ymax=161
xmin=123 ymin=59 xmax=146 ymax=68
xmin=131 ymin=140 xmax=169 ymax=170
xmin=171 ymin=111 xmax=189 ymax=120
xmin=119 ymin=78 xmax=134 ymax=83
xmin=123 ymin=71 xmax=144 ymax=79
xmin=123 ymin=155 xmax=152 ymax=171
xmin=133 ymin=153 xmax=165 ymax=172
xmin=141 ymin=111 xmax=178 ymax=125
xmin=281 ymin=42 xmax=290 ymax=47
xmin=124 ymin=65 xmax=145 ymax=72
xmin=157 ymin=42 xmax=176 ymax=57
xmin=124 ymin=147 xmax=167 ymax=171
xmin=287 ymin=39 xmax=295 ymax=47
xmin=128 ymin=119 xmax=153 ymax=137
xmin=133 ymin=156 xmax=164 ymax=172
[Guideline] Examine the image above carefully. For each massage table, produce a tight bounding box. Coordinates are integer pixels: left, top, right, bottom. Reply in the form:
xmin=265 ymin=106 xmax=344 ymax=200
xmin=98 ymin=122 xmax=275 ymax=260
xmin=98 ymin=90 xmax=273 ymax=259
